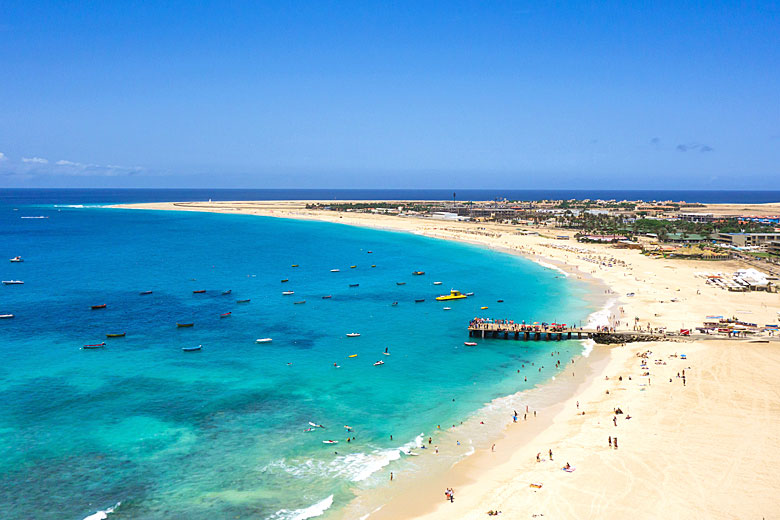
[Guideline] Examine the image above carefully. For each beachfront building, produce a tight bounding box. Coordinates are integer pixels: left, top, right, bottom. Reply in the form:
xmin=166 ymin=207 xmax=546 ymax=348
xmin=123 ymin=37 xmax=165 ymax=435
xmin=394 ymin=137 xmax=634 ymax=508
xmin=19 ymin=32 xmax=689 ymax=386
xmin=768 ymin=241 xmax=780 ymax=257
xmin=662 ymin=233 xmax=709 ymax=244
xmin=713 ymin=232 xmax=780 ymax=248
xmin=679 ymin=212 xmax=717 ymax=223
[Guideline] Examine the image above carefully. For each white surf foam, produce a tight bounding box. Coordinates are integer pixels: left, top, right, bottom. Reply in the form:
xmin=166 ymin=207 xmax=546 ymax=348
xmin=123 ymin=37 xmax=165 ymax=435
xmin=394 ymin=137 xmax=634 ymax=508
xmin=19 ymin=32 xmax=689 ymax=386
xmin=82 ymin=502 xmax=120 ymax=520
xmin=535 ymin=260 xmax=569 ymax=277
xmin=270 ymin=495 xmax=334 ymax=520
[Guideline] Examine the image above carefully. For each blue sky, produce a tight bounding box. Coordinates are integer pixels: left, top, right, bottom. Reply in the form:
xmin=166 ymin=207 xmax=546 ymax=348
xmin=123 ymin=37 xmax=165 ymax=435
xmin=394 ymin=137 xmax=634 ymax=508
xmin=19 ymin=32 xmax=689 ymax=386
xmin=0 ymin=1 xmax=778 ymax=188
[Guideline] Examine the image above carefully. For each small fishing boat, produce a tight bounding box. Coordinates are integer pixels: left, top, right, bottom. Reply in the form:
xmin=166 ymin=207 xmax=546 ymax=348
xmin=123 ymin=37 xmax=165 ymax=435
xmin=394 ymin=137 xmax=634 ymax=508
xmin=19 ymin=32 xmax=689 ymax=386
xmin=415 ymin=298 xmax=425 ymax=303
xmin=350 ymin=265 xmax=357 ymax=269
xmin=349 ymin=283 xmax=359 ymax=287
xmin=220 ymin=312 xmax=232 ymax=318
xmin=281 ymin=279 xmax=289 ymax=283
xmin=256 ymin=338 xmax=273 ymax=343
xmin=443 ymin=307 xmax=451 ymax=311
xmin=348 ymin=354 xmax=358 ymax=358
xmin=497 ymin=299 xmax=504 ymax=303
xmin=291 ymin=264 xmax=299 ymax=267
xmin=9 ymin=256 xmax=23 ymax=262
xmin=294 ymin=300 xmax=306 ymax=304
xmin=433 ymin=281 xmax=442 ymax=285
xmin=322 ymin=295 xmax=333 ymax=299
xmin=0 ymin=314 xmax=14 ymax=319
xmin=367 ymin=251 xmax=373 ymax=254
xmin=322 ymin=440 xmax=338 ymax=444
xmin=396 ymin=282 xmax=406 ymax=286
xmin=391 ymin=301 xmax=398 ymax=306
xmin=91 ymin=304 xmax=106 ymax=309
xmin=182 ymin=345 xmax=202 ymax=352
xmin=464 ymin=342 xmax=477 ymax=347
xmin=480 ymin=306 xmax=488 ymax=310
xmin=465 ymin=292 xmax=475 ymax=296
xmin=82 ymin=342 xmax=106 ymax=349
xmin=2 ymin=280 xmax=24 ymax=285
xmin=177 ymin=323 xmax=194 ymax=327
xmin=330 ymin=269 xmax=340 ymax=272
xmin=282 ymin=291 xmax=294 ymax=295
xmin=371 ymin=264 xmax=376 ymax=267
xmin=106 ymin=333 xmax=126 ymax=338
xmin=236 ymin=299 xmax=251 ymax=303
xmin=436 ymin=290 xmax=467 ymax=301
xmin=139 ymin=290 xmax=153 ymax=295
xmin=346 ymin=333 xmax=361 ymax=337
xmin=412 ymin=271 xmax=425 ymax=275
xmin=193 ymin=290 xmax=206 ymax=294
xmin=373 ymin=360 xmax=384 ymax=366
xmin=222 ymin=290 xmax=232 ymax=295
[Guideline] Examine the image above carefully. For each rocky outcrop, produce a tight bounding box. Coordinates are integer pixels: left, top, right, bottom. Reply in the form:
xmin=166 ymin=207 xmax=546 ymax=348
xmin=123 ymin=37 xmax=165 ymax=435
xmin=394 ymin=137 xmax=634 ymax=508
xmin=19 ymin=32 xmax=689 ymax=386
xmin=592 ymin=332 xmax=667 ymax=344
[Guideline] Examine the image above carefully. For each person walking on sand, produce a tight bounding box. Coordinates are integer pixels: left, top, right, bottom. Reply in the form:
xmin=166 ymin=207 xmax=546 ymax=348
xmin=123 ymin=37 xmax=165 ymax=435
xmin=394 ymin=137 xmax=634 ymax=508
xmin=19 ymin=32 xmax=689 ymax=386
xmin=390 ymin=472 xmax=393 ymax=481
xmin=608 ymin=436 xmax=612 ymax=447
xmin=614 ymin=437 xmax=618 ymax=449
xmin=536 ymin=452 xmax=541 ymax=462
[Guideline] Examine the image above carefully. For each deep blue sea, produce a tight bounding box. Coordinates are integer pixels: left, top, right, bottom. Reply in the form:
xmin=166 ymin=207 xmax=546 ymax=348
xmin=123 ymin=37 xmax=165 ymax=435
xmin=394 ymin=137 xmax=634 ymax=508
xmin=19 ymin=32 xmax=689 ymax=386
xmin=0 ymin=187 xmax=726 ymax=519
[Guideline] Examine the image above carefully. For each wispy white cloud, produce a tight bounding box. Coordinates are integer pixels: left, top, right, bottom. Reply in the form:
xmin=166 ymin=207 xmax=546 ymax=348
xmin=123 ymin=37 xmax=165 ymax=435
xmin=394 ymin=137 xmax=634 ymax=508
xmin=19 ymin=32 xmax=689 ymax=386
xmin=55 ymin=159 xmax=84 ymax=167
xmin=22 ymin=156 xmax=49 ymax=164
xmin=0 ymin=152 xmax=6 ymax=161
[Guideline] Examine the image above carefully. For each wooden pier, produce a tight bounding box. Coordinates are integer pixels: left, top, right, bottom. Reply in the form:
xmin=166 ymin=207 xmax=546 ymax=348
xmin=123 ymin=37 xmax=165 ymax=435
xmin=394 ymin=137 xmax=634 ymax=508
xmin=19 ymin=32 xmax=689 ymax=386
xmin=468 ymin=322 xmax=664 ymax=344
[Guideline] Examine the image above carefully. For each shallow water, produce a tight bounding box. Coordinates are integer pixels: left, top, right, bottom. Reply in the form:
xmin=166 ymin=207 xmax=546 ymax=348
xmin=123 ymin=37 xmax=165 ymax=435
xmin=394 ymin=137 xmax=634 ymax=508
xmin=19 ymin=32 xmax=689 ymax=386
xmin=0 ymin=200 xmax=594 ymax=519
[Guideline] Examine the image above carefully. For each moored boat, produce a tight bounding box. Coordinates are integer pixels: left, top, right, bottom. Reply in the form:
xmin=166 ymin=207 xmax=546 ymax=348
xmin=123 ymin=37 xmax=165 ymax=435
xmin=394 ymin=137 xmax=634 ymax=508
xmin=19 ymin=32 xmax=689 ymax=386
xmin=256 ymin=338 xmax=273 ymax=343
xmin=82 ymin=342 xmax=106 ymax=349
xmin=349 ymin=283 xmax=359 ymax=287
xmin=0 ymin=314 xmax=14 ymax=319
xmin=465 ymin=292 xmax=475 ymax=296
xmin=177 ymin=322 xmax=194 ymax=327
xmin=193 ymin=290 xmax=206 ymax=294
xmin=236 ymin=299 xmax=250 ymax=303
xmin=106 ymin=333 xmax=126 ymax=338
xmin=139 ymin=290 xmax=153 ymax=295
xmin=480 ymin=306 xmax=488 ymax=310
xmin=282 ymin=291 xmax=294 ymax=295
xmin=433 ymin=281 xmax=442 ymax=285
xmin=91 ymin=304 xmax=106 ymax=309
xmin=182 ymin=345 xmax=202 ymax=352
xmin=222 ymin=290 xmax=232 ymax=295
xmin=443 ymin=307 xmax=451 ymax=311
xmin=346 ymin=333 xmax=361 ymax=337
xmin=350 ymin=265 xmax=357 ymax=269
xmin=435 ymin=290 xmax=467 ymax=301
xmin=396 ymin=282 xmax=406 ymax=286
xmin=415 ymin=298 xmax=425 ymax=303
xmin=412 ymin=271 xmax=425 ymax=275
xmin=9 ymin=256 xmax=23 ymax=262
xmin=2 ymin=280 xmax=24 ymax=285
xmin=322 ymin=295 xmax=332 ymax=299
xmin=464 ymin=342 xmax=477 ymax=346
xmin=373 ymin=360 xmax=384 ymax=366
xmin=294 ymin=300 xmax=306 ymax=304
xmin=281 ymin=279 xmax=289 ymax=283
xmin=291 ymin=264 xmax=299 ymax=267
xmin=220 ymin=312 xmax=231 ymax=318
xmin=330 ymin=269 xmax=340 ymax=272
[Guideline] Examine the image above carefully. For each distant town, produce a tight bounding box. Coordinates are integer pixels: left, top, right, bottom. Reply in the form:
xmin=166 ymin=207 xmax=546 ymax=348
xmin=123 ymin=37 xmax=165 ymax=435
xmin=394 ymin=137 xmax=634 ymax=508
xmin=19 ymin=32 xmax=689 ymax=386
xmin=307 ymin=198 xmax=780 ymax=265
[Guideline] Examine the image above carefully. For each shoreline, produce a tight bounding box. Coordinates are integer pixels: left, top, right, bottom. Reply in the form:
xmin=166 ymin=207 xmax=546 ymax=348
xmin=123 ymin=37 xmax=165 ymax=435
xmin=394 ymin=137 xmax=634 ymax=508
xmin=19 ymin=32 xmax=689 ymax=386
xmin=107 ymin=201 xmax=780 ymax=519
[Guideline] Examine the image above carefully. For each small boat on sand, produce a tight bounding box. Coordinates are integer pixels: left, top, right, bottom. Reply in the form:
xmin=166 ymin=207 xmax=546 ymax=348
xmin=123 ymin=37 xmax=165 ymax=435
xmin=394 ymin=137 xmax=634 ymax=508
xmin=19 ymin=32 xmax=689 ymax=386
xmin=91 ymin=304 xmax=106 ymax=309
xmin=177 ymin=323 xmax=194 ymax=328
xmin=373 ymin=360 xmax=384 ymax=366
xmin=106 ymin=333 xmax=126 ymax=338
xmin=193 ymin=290 xmax=206 ymax=294
xmin=222 ymin=290 xmax=232 ymax=295
xmin=139 ymin=290 xmax=153 ymax=295
xmin=256 ymin=338 xmax=273 ymax=343
xmin=282 ymin=291 xmax=294 ymax=295
xmin=346 ymin=333 xmax=361 ymax=337
xmin=9 ymin=256 xmax=23 ymax=262
xmin=464 ymin=342 xmax=477 ymax=347
xmin=182 ymin=345 xmax=202 ymax=352
xmin=220 ymin=312 xmax=231 ymax=318
xmin=0 ymin=314 xmax=15 ymax=319
xmin=82 ymin=342 xmax=106 ymax=349
xmin=2 ymin=280 xmax=24 ymax=285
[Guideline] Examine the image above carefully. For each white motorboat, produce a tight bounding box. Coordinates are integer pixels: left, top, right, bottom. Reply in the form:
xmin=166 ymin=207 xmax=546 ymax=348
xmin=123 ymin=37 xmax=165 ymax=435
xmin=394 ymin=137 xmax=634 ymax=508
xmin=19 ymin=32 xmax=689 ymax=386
xmin=2 ymin=280 xmax=24 ymax=285
xmin=256 ymin=338 xmax=273 ymax=343
xmin=346 ymin=333 xmax=361 ymax=337
xmin=9 ymin=256 xmax=23 ymax=262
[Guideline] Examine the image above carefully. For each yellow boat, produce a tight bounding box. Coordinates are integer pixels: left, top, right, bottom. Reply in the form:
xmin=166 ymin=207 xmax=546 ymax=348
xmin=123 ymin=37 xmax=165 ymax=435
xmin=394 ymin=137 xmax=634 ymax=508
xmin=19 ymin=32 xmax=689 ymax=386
xmin=435 ymin=290 xmax=467 ymax=301
xmin=480 ymin=306 xmax=489 ymax=310
xmin=348 ymin=354 xmax=358 ymax=358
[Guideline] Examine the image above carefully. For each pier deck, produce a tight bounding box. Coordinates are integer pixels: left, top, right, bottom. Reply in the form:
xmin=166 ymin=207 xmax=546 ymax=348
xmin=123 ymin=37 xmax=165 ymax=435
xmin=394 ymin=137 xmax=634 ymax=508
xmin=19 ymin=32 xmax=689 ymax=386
xmin=467 ymin=322 xmax=663 ymax=344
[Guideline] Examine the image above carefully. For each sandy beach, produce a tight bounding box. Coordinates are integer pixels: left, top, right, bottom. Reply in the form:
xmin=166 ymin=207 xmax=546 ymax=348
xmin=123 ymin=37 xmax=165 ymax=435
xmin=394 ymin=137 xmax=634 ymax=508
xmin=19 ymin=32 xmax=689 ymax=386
xmin=111 ymin=201 xmax=780 ymax=519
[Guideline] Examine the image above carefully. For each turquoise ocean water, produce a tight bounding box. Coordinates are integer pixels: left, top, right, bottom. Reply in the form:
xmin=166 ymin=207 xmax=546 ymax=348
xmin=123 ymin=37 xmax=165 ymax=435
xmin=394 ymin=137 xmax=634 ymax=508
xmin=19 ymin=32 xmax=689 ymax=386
xmin=0 ymin=200 xmax=595 ymax=519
